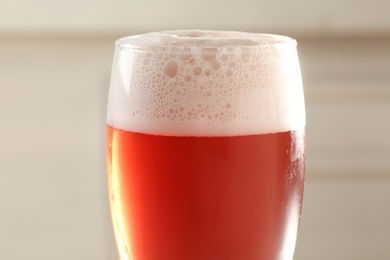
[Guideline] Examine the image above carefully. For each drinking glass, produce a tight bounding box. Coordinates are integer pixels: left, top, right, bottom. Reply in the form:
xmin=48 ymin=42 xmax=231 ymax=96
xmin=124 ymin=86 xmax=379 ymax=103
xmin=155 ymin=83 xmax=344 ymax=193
xmin=106 ymin=30 xmax=305 ymax=260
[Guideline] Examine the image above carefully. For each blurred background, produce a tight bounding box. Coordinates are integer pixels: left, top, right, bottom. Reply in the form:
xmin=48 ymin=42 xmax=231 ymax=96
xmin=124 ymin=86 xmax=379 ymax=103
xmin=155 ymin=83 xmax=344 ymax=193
xmin=1 ymin=0 xmax=389 ymax=259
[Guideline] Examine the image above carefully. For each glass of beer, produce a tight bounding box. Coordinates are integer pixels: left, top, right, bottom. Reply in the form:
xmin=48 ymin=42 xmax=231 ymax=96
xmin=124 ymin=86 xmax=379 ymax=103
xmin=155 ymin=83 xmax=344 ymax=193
xmin=106 ymin=30 xmax=305 ymax=260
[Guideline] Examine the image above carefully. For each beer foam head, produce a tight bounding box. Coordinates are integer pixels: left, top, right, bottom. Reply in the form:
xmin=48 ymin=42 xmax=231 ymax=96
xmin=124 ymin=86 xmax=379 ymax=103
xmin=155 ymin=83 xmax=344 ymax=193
xmin=107 ymin=30 xmax=305 ymax=136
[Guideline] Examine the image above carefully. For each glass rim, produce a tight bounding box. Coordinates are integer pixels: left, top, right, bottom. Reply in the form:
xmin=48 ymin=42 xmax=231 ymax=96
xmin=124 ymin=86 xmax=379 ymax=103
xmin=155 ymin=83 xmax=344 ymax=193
xmin=115 ymin=30 xmax=297 ymax=53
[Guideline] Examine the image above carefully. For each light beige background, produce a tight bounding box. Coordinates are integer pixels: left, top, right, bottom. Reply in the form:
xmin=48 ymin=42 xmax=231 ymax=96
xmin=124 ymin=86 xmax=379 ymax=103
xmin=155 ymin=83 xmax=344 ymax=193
xmin=1 ymin=0 xmax=390 ymax=259
xmin=1 ymin=0 xmax=390 ymax=35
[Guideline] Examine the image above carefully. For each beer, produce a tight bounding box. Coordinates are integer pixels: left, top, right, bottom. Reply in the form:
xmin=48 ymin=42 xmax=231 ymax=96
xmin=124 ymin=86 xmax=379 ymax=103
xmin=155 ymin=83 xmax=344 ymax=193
xmin=107 ymin=127 xmax=304 ymax=259
xmin=106 ymin=30 xmax=305 ymax=260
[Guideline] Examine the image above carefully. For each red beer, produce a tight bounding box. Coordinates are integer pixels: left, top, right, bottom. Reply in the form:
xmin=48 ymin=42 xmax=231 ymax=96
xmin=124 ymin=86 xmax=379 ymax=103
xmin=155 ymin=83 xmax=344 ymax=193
xmin=106 ymin=30 xmax=305 ymax=260
xmin=107 ymin=127 xmax=304 ymax=260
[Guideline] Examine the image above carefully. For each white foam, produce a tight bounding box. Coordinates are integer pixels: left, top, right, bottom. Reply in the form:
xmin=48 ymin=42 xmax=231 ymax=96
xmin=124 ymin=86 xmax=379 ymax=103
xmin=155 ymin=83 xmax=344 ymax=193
xmin=107 ymin=30 xmax=305 ymax=136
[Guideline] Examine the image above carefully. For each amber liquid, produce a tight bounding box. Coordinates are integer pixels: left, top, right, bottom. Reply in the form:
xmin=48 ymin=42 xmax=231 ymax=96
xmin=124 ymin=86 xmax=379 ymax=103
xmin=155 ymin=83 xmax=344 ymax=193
xmin=106 ymin=125 xmax=305 ymax=260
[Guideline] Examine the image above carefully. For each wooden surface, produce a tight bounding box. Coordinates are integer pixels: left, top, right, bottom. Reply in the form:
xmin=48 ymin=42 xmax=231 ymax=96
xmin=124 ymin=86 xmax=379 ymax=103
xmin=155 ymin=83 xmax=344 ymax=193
xmin=1 ymin=36 xmax=389 ymax=259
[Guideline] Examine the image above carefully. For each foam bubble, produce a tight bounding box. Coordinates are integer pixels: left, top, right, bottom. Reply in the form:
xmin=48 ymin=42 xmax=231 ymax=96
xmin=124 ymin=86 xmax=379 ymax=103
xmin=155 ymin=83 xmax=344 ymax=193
xmin=107 ymin=30 xmax=305 ymax=136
